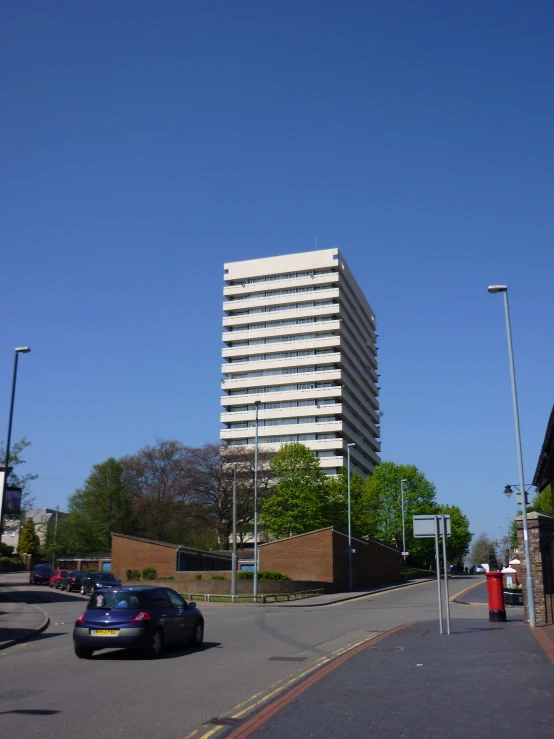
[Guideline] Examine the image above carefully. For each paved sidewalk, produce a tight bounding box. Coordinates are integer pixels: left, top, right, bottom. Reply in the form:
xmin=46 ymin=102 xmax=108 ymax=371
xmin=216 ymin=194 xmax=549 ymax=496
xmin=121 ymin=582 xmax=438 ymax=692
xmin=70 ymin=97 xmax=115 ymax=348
xmin=0 ymin=578 xmax=50 ymax=649
xmin=221 ymin=617 xmax=554 ymax=739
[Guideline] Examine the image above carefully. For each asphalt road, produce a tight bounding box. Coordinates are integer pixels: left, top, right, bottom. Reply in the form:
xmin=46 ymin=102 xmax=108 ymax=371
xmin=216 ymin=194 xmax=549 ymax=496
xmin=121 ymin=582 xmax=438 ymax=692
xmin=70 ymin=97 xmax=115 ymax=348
xmin=0 ymin=574 xmax=489 ymax=739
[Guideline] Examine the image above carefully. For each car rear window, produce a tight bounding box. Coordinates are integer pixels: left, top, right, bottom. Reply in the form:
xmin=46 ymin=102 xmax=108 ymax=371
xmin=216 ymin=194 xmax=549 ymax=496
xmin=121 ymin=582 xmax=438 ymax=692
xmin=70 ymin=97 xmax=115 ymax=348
xmin=88 ymin=591 xmax=146 ymax=610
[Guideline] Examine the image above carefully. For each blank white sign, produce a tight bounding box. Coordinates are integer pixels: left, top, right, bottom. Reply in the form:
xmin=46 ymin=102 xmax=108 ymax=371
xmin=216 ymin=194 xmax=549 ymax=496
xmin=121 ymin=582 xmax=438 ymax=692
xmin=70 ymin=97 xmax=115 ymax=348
xmin=413 ymin=515 xmax=451 ymax=538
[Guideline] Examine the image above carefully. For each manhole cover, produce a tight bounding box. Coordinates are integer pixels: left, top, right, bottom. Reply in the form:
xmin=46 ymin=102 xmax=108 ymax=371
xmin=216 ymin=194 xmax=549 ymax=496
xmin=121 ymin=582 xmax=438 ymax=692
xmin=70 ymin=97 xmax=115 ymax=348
xmin=268 ymin=656 xmax=307 ymax=662
xmin=205 ymin=717 xmax=242 ymax=726
xmin=396 ymin=628 xmax=429 ymax=637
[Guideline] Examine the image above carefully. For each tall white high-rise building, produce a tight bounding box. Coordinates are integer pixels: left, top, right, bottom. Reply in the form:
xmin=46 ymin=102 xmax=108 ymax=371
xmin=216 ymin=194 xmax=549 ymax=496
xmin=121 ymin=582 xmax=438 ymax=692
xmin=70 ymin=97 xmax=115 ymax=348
xmin=220 ymin=249 xmax=380 ymax=477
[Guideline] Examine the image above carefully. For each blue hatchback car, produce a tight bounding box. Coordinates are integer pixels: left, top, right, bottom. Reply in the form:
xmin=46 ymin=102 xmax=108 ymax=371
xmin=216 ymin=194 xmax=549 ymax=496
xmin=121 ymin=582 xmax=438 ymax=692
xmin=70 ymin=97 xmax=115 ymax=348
xmin=73 ymin=586 xmax=204 ymax=659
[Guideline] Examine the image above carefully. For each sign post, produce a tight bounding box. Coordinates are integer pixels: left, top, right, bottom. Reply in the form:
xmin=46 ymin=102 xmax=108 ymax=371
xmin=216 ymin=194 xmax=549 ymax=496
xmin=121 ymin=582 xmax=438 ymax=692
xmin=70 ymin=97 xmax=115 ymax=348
xmin=413 ymin=514 xmax=451 ymax=635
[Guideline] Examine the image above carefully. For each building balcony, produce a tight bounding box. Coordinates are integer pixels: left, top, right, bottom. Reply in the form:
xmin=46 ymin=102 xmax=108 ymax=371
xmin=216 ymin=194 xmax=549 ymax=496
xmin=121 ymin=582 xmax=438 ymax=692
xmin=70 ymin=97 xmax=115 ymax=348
xmin=221 ymin=369 xmax=341 ymax=391
xmin=220 ymin=403 xmax=343 ymax=425
xmin=222 ymin=335 xmax=341 ymax=359
xmin=223 ymin=271 xmax=339 ymax=298
xmin=221 ymin=386 xmax=342 ymax=407
xmin=222 ymin=303 xmax=340 ymax=329
xmin=222 ymin=319 xmax=342 ymax=345
xmin=221 ymin=421 xmax=343 ymax=441
xmin=222 ymin=352 xmax=342 ymax=376
xmin=223 ymin=287 xmax=339 ymax=313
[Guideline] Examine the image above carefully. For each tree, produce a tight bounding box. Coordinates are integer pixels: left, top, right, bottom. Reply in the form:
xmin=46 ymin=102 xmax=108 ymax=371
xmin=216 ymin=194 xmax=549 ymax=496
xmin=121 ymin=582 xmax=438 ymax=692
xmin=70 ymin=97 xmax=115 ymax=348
xmin=529 ymin=485 xmax=553 ymax=517
xmin=121 ymin=440 xmax=192 ymax=542
xmin=325 ymin=469 xmax=370 ymax=535
xmin=55 ymin=458 xmax=135 ymax=555
xmin=436 ymin=504 xmax=472 ymax=566
xmin=260 ymin=443 xmax=329 ymax=538
xmin=0 ymin=438 xmax=37 ymax=532
xmin=469 ymin=533 xmax=495 ymax=565
xmin=18 ymin=518 xmax=40 ymax=555
xmin=184 ymin=443 xmax=272 ymax=549
xmin=361 ymin=462 xmax=438 ymax=561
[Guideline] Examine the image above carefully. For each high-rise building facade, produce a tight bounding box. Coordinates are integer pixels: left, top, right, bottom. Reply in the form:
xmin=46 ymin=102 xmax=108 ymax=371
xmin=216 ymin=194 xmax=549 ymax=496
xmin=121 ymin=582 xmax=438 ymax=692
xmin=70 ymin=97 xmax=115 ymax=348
xmin=220 ymin=249 xmax=380 ymax=477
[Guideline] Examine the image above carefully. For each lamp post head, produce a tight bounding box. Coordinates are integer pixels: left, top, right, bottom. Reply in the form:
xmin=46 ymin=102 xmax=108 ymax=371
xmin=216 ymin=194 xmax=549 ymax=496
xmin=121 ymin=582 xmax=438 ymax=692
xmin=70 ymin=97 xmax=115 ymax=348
xmin=15 ymin=347 xmax=31 ymax=353
xmin=347 ymin=443 xmax=356 ymax=448
xmin=254 ymin=400 xmax=261 ymax=406
xmin=401 ymin=478 xmax=408 ymax=483
xmin=487 ymin=285 xmax=507 ymax=294
xmin=503 ymin=484 xmax=513 ymax=498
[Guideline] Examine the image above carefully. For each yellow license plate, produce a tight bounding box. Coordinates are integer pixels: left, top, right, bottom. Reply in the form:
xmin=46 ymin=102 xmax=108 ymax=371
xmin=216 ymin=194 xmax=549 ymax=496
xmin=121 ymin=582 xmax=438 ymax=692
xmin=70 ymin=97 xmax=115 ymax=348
xmin=92 ymin=629 xmax=118 ymax=636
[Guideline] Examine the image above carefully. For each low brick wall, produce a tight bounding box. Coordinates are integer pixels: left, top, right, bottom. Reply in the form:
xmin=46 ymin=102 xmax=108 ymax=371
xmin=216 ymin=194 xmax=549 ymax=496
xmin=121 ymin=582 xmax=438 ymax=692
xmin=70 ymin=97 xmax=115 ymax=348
xmin=122 ymin=577 xmax=331 ymax=595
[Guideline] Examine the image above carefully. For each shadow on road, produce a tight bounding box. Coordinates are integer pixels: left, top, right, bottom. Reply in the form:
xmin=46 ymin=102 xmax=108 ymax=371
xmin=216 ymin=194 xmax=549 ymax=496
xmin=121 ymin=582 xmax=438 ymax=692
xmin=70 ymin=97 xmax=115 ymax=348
xmin=89 ymin=641 xmax=223 ymax=660
xmin=10 ymin=588 xmax=86 ymax=606
xmin=0 ymin=709 xmax=61 ymax=716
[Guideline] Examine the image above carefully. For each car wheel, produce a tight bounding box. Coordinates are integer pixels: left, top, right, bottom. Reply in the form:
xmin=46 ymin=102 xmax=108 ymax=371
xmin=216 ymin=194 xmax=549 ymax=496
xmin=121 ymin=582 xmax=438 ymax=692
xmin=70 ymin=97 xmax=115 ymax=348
xmin=191 ymin=622 xmax=204 ymax=648
xmin=74 ymin=645 xmax=94 ymax=659
xmin=143 ymin=629 xmax=164 ymax=659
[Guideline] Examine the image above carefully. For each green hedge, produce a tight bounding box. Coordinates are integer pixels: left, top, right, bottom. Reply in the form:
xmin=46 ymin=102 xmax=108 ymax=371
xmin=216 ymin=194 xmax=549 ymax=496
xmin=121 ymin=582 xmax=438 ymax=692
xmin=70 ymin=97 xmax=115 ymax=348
xmin=238 ymin=570 xmax=290 ymax=581
xmin=141 ymin=567 xmax=157 ymax=581
xmin=126 ymin=569 xmax=140 ymax=580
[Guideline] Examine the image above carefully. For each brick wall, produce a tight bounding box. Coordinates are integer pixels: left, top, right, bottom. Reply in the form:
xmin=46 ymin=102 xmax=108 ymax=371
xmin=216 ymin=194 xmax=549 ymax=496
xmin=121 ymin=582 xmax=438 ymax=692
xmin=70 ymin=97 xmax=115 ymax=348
xmin=331 ymin=530 xmax=401 ymax=591
xmin=259 ymin=528 xmax=401 ymax=591
xmin=123 ymin=578 xmax=329 ymax=595
xmin=259 ymin=529 xmax=335 ymax=582
xmin=111 ymin=535 xmax=177 ymax=581
xmin=516 ymin=512 xmax=554 ymax=626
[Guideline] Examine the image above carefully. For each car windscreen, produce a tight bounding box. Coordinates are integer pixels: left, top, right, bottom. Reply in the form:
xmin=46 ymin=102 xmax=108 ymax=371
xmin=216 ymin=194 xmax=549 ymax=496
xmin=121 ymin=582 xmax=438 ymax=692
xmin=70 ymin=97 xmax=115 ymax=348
xmin=97 ymin=573 xmax=117 ymax=580
xmin=36 ymin=565 xmax=53 ymax=572
xmin=87 ymin=591 xmax=146 ymax=610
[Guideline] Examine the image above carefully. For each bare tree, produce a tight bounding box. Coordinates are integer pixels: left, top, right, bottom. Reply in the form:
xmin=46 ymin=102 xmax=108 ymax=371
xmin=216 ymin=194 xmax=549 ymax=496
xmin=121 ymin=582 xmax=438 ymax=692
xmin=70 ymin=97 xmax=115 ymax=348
xmin=121 ymin=439 xmax=191 ymax=542
xmin=184 ymin=443 xmax=273 ymax=549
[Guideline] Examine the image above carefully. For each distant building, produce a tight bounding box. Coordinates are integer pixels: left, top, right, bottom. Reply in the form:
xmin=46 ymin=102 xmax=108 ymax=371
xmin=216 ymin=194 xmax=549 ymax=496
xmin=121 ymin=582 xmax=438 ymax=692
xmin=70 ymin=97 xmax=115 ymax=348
xmin=220 ymin=249 xmax=381 ymax=478
xmin=1 ymin=508 xmax=66 ymax=552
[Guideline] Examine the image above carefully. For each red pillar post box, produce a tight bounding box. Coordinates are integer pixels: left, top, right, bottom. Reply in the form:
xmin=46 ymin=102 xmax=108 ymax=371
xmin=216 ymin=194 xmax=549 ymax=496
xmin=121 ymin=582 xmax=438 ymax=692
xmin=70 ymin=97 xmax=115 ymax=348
xmin=485 ymin=571 xmax=506 ymax=622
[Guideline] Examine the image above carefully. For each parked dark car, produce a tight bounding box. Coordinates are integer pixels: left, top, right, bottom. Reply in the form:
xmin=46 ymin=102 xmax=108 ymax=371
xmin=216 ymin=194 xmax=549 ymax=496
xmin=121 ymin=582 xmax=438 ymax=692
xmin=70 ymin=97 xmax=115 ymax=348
xmin=79 ymin=571 xmax=122 ymax=595
xmin=30 ymin=563 xmax=54 ymax=585
xmin=49 ymin=569 xmax=68 ymax=588
xmin=73 ymin=586 xmax=204 ymax=659
xmin=60 ymin=570 xmax=88 ymax=592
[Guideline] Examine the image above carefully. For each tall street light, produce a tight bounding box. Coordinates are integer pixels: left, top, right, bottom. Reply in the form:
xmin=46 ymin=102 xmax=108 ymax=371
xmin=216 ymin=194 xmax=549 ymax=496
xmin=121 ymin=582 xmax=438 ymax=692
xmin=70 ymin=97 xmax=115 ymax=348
xmin=400 ymin=478 xmax=408 ymax=581
xmin=0 ymin=347 xmax=31 ymax=547
xmin=253 ymin=400 xmax=261 ymax=600
xmin=488 ymin=285 xmax=535 ymax=627
xmin=347 ymin=443 xmax=355 ymax=592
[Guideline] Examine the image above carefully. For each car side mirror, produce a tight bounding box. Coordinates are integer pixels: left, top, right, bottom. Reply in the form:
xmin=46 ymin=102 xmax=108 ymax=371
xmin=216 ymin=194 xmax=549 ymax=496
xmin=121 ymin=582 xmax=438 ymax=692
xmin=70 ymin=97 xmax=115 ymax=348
xmin=188 ymin=602 xmax=196 ymax=609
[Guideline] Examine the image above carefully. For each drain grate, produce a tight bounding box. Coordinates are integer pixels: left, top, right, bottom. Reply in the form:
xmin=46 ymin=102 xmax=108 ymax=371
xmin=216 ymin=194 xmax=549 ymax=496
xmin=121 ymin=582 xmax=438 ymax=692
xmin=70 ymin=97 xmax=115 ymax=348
xmin=369 ymin=646 xmax=404 ymax=652
xmin=205 ymin=717 xmax=243 ymax=727
xmin=395 ymin=628 xmax=429 ymax=638
xmin=268 ymin=656 xmax=307 ymax=662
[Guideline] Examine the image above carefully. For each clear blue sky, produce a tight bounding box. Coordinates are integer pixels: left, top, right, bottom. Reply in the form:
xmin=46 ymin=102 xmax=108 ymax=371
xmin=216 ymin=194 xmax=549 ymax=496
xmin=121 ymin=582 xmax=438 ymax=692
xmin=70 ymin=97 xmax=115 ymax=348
xmin=2 ymin=1 xmax=553 ymax=545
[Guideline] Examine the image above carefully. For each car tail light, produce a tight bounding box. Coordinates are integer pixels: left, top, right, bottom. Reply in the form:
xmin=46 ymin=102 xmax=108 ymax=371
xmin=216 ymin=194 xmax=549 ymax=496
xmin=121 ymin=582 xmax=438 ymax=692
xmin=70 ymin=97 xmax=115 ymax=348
xmin=71 ymin=578 xmax=76 ymax=582
xmin=131 ymin=611 xmax=151 ymax=622
xmin=76 ymin=612 xmax=86 ymax=624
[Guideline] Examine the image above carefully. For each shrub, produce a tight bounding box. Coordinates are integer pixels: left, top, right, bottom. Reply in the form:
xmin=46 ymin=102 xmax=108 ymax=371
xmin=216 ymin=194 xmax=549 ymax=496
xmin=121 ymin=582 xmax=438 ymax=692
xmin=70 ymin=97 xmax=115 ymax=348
xmin=238 ymin=570 xmax=290 ymax=581
xmin=195 ymin=573 xmax=202 ymax=581
xmin=158 ymin=575 xmax=175 ymax=581
xmin=126 ymin=569 xmax=140 ymax=581
xmin=259 ymin=571 xmax=290 ymax=580
xmin=211 ymin=575 xmax=226 ymax=581
xmin=141 ymin=567 xmax=157 ymax=581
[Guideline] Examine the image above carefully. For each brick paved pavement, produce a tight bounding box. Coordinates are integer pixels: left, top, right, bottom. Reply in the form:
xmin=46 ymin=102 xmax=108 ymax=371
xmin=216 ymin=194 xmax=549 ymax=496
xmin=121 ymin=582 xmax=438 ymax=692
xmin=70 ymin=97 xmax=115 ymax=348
xmin=222 ymin=617 xmax=554 ymax=738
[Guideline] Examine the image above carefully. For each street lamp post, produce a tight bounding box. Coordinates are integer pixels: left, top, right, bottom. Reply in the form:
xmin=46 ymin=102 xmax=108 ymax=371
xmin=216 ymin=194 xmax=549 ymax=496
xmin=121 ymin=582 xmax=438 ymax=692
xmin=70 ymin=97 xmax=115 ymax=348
xmin=347 ymin=443 xmax=355 ymax=592
xmin=231 ymin=463 xmax=238 ymax=602
xmin=488 ymin=285 xmax=536 ymax=627
xmin=400 ymin=478 xmax=408 ymax=581
xmin=253 ymin=400 xmax=261 ymax=601
xmin=0 ymin=348 xmax=31 ymax=550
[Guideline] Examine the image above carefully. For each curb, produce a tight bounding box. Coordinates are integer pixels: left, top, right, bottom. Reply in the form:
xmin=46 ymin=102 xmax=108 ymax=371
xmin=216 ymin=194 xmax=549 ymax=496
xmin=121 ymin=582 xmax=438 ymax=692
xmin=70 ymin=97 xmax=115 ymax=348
xmin=450 ymin=578 xmax=487 ymax=606
xmin=0 ymin=591 xmax=51 ymax=651
xmin=275 ymin=577 xmax=435 ymax=607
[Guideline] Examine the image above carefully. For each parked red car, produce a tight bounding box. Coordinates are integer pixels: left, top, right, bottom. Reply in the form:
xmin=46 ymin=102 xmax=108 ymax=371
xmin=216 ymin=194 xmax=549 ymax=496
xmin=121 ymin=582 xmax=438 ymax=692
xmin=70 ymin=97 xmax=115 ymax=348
xmin=49 ymin=569 xmax=68 ymax=589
